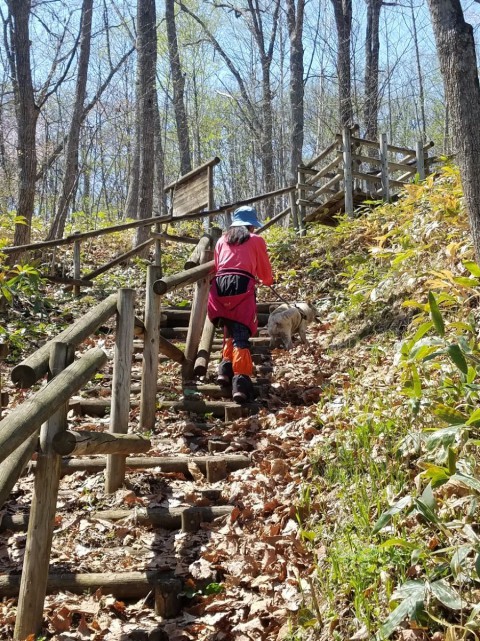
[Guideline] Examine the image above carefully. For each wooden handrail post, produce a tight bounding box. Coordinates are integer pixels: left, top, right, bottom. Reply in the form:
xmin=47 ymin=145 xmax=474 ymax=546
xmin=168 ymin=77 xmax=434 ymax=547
xmin=297 ymin=167 xmax=306 ymax=234
xmin=416 ymin=140 xmax=425 ymax=181
xmin=140 ymin=266 xmax=162 ymax=431
xmin=193 ymin=226 xmax=222 ymax=377
xmin=342 ymin=127 xmax=354 ymax=217
xmin=105 ymin=288 xmax=136 ymax=493
xmin=73 ymin=231 xmax=81 ymax=298
xmin=154 ymin=216 xmax=163 ymax=273
xmin=182 ymin=249 xmax=214 ymax=383
xmin=14 ymin=341 xmax=73 ymax=641
xmin=379 ymin=133 xmax=390 ymax=202
xmin=289 ymin=190 xmax=299 ymax=236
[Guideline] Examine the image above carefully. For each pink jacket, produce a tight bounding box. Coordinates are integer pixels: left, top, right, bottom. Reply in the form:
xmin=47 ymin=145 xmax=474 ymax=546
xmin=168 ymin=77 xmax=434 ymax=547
xmin=214 ymin=233 xmax=273 ymax=285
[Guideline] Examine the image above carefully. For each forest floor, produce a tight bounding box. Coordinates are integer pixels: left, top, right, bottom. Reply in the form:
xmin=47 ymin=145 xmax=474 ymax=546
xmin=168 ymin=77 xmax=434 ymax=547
xmin=2 ymin=164 xmax=480 ymax=641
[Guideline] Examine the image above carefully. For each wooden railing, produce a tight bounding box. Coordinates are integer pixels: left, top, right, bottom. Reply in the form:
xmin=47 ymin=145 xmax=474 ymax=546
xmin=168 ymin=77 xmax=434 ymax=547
xmin=297 ymin=126 xmax=435 ymax=223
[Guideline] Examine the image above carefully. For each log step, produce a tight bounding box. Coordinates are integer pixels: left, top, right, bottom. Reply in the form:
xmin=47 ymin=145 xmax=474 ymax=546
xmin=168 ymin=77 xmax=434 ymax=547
xmin=69 ymin=397 xmax=262 ymax=418
xmin=0 ymin=570 xmax=182 ymax=608
xmin=0 ymin=505 xmax=233 ymax=533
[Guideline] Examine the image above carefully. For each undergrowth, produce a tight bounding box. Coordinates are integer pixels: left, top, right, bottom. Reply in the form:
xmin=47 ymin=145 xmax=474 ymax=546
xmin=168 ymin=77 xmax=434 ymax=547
xmin=291 ymin=165 xmax=480 ymax=640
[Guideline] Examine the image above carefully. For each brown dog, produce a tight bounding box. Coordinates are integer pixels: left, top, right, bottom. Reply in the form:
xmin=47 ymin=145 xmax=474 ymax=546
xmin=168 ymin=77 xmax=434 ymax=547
xmin=267 ymin=302 xmax=317 ymax=350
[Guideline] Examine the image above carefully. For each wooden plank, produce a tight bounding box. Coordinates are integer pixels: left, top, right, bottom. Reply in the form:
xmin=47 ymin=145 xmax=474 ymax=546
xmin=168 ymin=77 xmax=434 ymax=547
xmin=379 ymin=133 xmax=390 ymax=202
xmin=164 ymin=156 xmax=220 ymax=192
xmin=106 ymin=289 xmax=135 ymax=492
xmin=352 ymin=170 xmax=382 ymax=185
xmin=11 ymin=294 xmax=117 ymax=388
xmin=15 ymin=343 xmax=72 ymax=641
xmin=303 ymin=138 xmax=341 ymax=168
xmin=53 ymin=431 xmax=151 ymax=456
xmin=305 ymin=154 xmax=343 ymax=185
xmin=140 ymin=266 xmax=163 ymax=431
xmin=343 ymin=126 xmax=354 ymax=216
xmin=314 ymin=173 xmax=343 ymax=197
xmin=1 ymin=348 xmax=108 ymax=465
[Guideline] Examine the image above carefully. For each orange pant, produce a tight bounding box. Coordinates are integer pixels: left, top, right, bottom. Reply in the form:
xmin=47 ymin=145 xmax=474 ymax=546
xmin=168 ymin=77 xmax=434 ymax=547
xmin=222 ymin=338 xmax=253 ymax=376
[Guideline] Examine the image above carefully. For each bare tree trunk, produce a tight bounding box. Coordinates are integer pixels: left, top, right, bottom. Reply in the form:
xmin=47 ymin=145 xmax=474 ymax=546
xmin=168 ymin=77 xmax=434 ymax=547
xmin=364 ymin=0 xmax=382 ymax=140
xmin=330 ymin=0 xmax=353 ymax=127
xmin=166 ymin=0 xmax=192 ymax=175
xmin=247 ymin=0 xmax=281 ymax=197
xmin=410 ymin=0 xmax=427 ymax=141
xmin=153 ymin=90 xmax=167 ymax=216
xmin=286 ymin=0 xmax=305 ymax=185
xmin=46 ymin=0 xmax=93 ymax=240
xmin=125 ymin=116 xmax=140 ymax=219
xmin=5 ymin=0 xmax=38 ymax=254
xmin=135 ymin=0 xmax=157 ymax=248
xmin=426 ymin=0 xmax=480 ymax=261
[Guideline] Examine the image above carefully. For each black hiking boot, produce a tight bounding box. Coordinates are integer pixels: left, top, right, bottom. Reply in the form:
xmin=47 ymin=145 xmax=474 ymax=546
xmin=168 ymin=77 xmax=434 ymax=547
xmin=217 ymin=360 xmax=234 ymax=387
xmin=232 ymin=375 xmax=255 ymax=404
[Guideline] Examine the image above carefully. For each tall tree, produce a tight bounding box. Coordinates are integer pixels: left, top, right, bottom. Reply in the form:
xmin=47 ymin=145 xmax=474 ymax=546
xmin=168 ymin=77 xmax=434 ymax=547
xmin=286 ymin=0 xmax=305 ymax=184
xmin=46 ymin=0 xmax=93 ymax=240
xmin=363 ymin=0 xmax=382 ymax=140
xmin=4 ymin=0 xmax=38 ymax=251
xmin=330 ymin=0 xmax=353 ymax=126
xmin=134 ymin=0 xmax=157 ymax=247
xmin=166 ymin=0 xmax=192 ymax=175
xmin=426 ymin=0 xmax=480 ymax=261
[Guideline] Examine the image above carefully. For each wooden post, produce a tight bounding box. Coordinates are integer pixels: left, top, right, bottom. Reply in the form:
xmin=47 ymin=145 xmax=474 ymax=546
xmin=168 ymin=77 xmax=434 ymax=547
xmin=182 ymin=249 xmax=214 ymax=383
xmin=289 ymin=190 xmax=299 ymax=235
xmin=193 ymin=226 xmax=221 ymax=377
xmin=0 ymin=343 xmax=8 ymax=419
xmin=73 ymin=231 xmax=81 ymax=298
xmin=342 ymin=127 xmax=354 ymax=217
xmin=297 ymin=167 xmax=306 ymax=236
xmin=416 ymin=140 xmax=425 ymax=181
xmin=104 ymin=289 xmax=136 ymax=493
xmin=14 ymin=342 xmax=73 ymax=641
xmin=154 ymin=216 xmax=163 ymax=273
xmin=379 ymin=133 xmax=390 ymax=202
xmin=193 ymin=317 xmax=216 ymax=378
xmin=139 ymin=266 xmax=162 ymax=431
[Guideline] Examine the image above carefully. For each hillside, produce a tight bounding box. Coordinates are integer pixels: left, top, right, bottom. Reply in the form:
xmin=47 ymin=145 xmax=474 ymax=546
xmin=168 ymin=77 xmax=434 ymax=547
xmin=2 ymin=164 xmax=480 ymax=641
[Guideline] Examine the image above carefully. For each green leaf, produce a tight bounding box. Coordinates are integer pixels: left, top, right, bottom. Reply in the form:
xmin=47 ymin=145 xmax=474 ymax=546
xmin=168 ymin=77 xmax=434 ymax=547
xmin=447 ymin=344 xmax=468 ymax=375
xmin=372 ymin=495 xmax=412 ymax=534
xmin=433 ymin=404 xmax=467 ymax=425
xmin=421 ymin=465 xmax=450 ymax=488
xmin=476 ymin=553 xmax=480 ymax=579
xmin=451 ymin=545 xmax=472 ymax=578
xmin=411 ymin=321 xmax=434 ymax=343
xmin=378 ymin=594 xmax=424 ymax=640
xmin=414 ymin=497 xmax=439 ymax=524
xmin=466 ymin=408 xmax=480 ymax=425
xmin=425 ymin=425 xmax=463 ymax=450
xmin=447 ymin=448 xmax=456 ymax=475
xmin=391 ymin=580 xmax=426 ymax=601
xmin=450 ymin=472 xmax=480 ymax=494
xmin=452 ymin=276 xmax=480 ymax=288
xmin=428 ymin=292 xmax=445 ymax=337
xmin=463 ymin=260 xmax=480 ymax=277
xmin=379 ymin=538 xmax=418 ymax=550
xmin=420 ymin=482 xmax=436 ymax=510
xmin=430 ymin=579 xmax=465 ymax=610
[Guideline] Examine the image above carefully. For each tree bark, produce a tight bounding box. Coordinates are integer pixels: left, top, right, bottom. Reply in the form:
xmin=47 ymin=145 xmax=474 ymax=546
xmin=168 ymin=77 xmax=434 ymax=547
xmin=166 ymin=0 xmax=192 ymax=175
xmin=286 ymin=0 xmax=305 ymax=185
xmin=134 ymin=0 xmax=157 ymax=248
xmin=364 ymin=0 xmax=382 ymax=140
xmin=330 ymin=0 xmax=353 ymax=127
xmin=426 ymin=0 xmax=480 ymax=261
xmin=46 ymin=0 xmax=93 ymax=240
xmin=6 ymin=0 xmax=38 ymax=255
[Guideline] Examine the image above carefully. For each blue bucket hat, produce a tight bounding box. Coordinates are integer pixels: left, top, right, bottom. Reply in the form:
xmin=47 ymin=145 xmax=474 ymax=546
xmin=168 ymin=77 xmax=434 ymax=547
xmin=230 ymin=205 xmax=262 ymax=228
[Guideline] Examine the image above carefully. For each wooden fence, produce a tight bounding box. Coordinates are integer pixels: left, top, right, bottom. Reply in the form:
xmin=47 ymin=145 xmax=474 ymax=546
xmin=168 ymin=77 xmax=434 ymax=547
xmin=297 ymin=126 xmax=435 ymax=225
